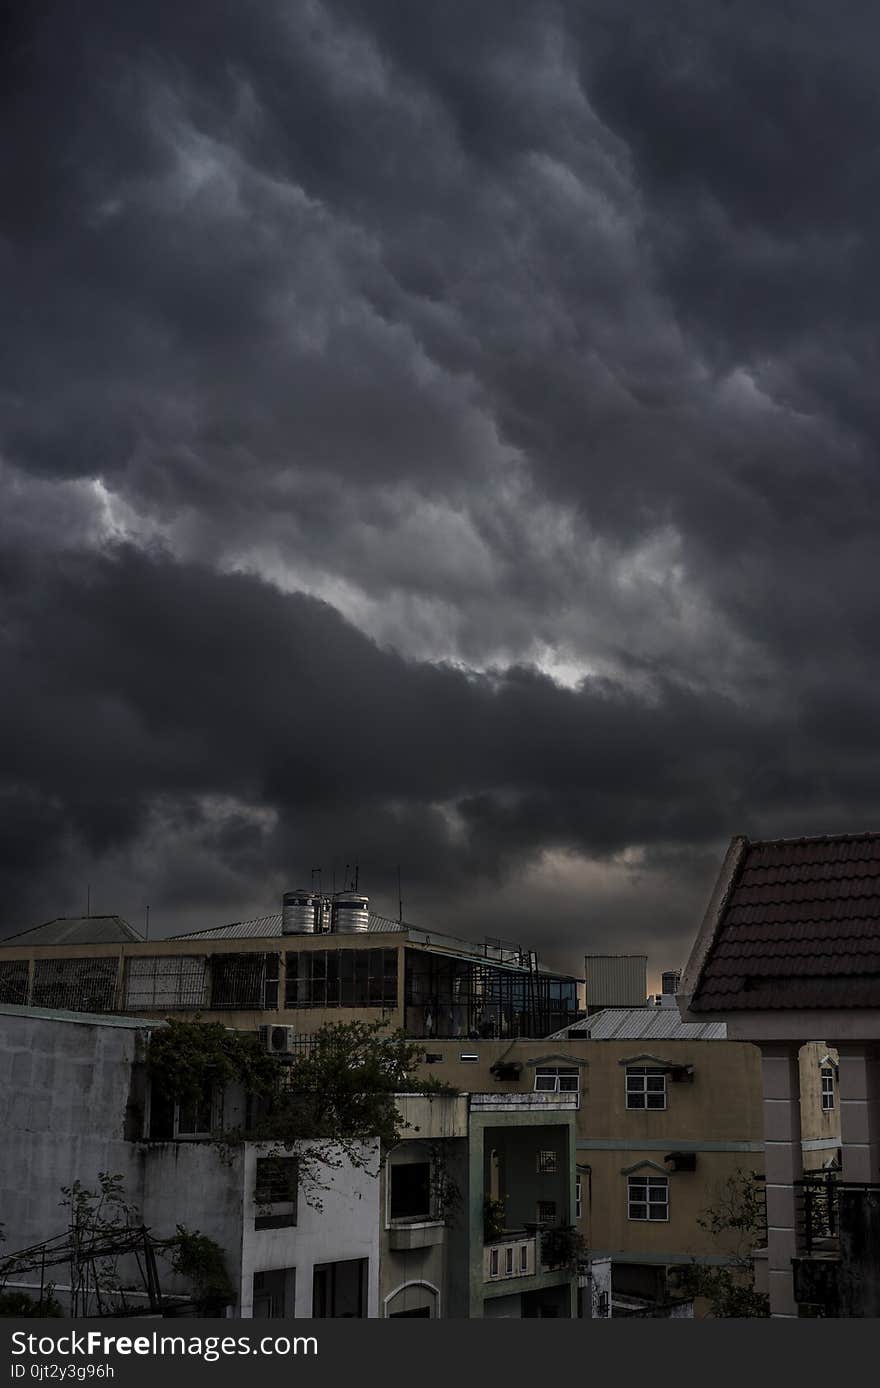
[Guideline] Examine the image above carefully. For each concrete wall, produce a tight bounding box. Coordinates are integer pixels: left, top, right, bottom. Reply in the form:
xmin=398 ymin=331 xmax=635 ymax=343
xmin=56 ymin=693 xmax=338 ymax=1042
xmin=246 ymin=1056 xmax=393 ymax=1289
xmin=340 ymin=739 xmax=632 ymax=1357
xmin=418 ymin=1036 xmax=768 ymax=1270
xmin=0 ymin=1008 xmax=154 ymax=1263
xmin=240 ymin=1141 xmax=381 ymax=1318
xmin=0 ymin=1009 xmax=384 ymax=1317
xmin=799 ymin=1041 xmax=841 ymax=1158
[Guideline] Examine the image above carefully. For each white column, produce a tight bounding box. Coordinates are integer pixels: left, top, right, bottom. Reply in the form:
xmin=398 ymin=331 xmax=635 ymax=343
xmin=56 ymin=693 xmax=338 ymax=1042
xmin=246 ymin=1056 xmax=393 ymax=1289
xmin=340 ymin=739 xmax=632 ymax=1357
xmin=838 ymin=1044 xmax=880 ymax=1183
xmin=761 ymin=1043 xmax=803 ymax=1318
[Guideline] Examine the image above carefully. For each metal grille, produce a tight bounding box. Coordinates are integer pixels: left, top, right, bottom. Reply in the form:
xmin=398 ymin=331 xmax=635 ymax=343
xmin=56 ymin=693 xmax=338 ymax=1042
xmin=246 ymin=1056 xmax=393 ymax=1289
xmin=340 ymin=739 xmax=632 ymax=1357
xmin=210 ymin=953 xmax=277 ymax=1010
xmin=31 ymin=957 xmax=117 ymax=1012
xmin=0 ymin=959 xmax=29 ymax=1005
xmin=123 ymin=956 xmax=208 ymax=1010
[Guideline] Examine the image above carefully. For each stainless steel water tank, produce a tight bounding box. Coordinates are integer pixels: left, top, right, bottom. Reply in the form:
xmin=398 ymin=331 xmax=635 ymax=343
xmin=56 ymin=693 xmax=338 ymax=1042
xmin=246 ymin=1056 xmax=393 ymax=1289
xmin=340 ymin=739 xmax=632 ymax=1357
xmin=331 ymin=892 xmax=370 ymax=934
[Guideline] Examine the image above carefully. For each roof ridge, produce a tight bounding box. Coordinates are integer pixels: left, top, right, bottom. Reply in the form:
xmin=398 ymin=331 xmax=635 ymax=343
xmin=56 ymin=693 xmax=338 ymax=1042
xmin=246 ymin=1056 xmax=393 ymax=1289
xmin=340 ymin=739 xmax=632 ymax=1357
xmin=744 ymin=830 xmax=880 ymax=847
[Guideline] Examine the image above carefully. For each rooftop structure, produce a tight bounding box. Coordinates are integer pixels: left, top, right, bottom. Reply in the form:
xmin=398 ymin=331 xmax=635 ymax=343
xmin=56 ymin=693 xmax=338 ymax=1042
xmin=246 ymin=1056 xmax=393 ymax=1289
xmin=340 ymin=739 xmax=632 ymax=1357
xmin=0 ymin=897 xmax=583 ymax=1041
xmin=552 ymin=1007 xmax=727 ymax=1042
xmin=679 ymin=831 xmax=880 ymax=1318
xmin=2 ymin=915 xmax=144 ymax=946
xmin=683 ymin=832 xmax=880 ymax=1014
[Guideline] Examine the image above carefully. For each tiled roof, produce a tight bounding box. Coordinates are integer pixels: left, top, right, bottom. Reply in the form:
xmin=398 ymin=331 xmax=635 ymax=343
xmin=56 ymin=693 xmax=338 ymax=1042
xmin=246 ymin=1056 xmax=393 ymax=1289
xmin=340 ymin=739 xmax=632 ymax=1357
xmin=2 ymin=915 xmax=144 ymax=946
xmin=690 ymin=833 xmax=880 ymax=1011
xmin=554 ymin=1007 xmax=727 ymax=1041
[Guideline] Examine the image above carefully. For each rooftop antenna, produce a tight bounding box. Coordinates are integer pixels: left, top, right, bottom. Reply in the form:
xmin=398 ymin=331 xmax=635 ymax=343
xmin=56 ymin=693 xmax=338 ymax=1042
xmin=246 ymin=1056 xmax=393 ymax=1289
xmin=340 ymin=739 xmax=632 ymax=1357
xmin=354 ymin=861 xmax=359 ymax=892
xmin=86 ymin=883 xmax=91 ymax=917
xmin=343 ymin=863 xmax=350 ymax=895
xmin=311 ymin=866 xmax=322 ymax=894
xmin=332 ymin=860 xmax=337 ymax=895
xmin=397 ymin=865 xmax=403 ymax=924
xmin=144 ymin=905 xmax=150 ymax=941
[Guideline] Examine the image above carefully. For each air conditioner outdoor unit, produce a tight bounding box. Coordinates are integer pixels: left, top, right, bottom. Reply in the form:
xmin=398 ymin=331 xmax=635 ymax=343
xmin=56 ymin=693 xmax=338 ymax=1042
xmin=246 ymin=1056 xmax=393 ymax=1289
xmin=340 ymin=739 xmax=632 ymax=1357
xmin=258 ymin=1024 xmax=297 ymax=1055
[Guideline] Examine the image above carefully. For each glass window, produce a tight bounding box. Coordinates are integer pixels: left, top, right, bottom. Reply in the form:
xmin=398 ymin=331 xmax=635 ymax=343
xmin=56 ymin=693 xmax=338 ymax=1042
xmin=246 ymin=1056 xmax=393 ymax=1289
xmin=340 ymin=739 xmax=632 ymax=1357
xmin=821 ymin=1066 xmax=835 ymax=1112
xmin=627 ymin=1175 xmax=669 ymax=1221
xmin=537 ymin=1150 xmax=558 ymax=1174
xmin=534 ymin=1066 xmax=579 ymax=1095
xmin=390 ymin=1162 xmax=432 ymax=1221
xmin=625 ymin=1066 xmax=667 ymax=1110
xmin=254 ymin=1156 xmax=298 ymax=1230
xmin=285 ymin=950 xmax=398 ymax=1008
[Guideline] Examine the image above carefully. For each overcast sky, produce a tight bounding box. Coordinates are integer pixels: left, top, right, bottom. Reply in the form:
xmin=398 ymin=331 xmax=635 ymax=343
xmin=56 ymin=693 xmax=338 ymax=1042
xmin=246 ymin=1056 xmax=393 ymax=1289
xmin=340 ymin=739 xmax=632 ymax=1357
xmin=3 ymin=2 xmax=879 ymax=979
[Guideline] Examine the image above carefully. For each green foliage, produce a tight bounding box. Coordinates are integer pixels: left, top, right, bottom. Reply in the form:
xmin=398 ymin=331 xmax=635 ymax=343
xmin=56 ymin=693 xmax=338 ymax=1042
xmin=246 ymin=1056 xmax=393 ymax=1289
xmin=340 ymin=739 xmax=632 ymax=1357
xmin=540 ymin=1224 xmax=585 ymax=1271
xmin=163 ymin=1226 xmax=235 ymax=1314
xmin=147 ymin=1018 xmax=458 ymax=1209
xmin=0 ymin=1290 xmax=63 ymax=1318
xmin=483 ymin=1196 xmax=506 ymax=1241
xmin=675 ymin=1170 xmax=770 ymax=1318
xmin=147 ymin=1018 xmax=276 ymax=1108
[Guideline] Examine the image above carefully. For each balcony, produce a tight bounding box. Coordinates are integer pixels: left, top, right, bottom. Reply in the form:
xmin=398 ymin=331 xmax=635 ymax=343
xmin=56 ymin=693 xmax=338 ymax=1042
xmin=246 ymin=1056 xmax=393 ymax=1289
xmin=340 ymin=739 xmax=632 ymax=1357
xmin=470 ymin=1092 xmax=579 ymax=1114
xmin=793 ymin=1177 xmax=880 ymax=1316
xmin=484 ymin=1233 xmax=537 ymax=1282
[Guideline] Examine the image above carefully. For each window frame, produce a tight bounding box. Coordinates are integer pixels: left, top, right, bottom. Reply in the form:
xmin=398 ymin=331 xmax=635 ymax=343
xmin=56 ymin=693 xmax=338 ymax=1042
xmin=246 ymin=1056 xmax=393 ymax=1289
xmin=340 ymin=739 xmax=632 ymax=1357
xmin=627 ymin=1174 xmax=669 ymax=1222
xmin=254 ymin=1156 xmax=299 ymax=1231
xmin=534 ymin=1066 xmax=580 ymax=1097
xmin=821 ymin=1065 xmax=836 ymax=1112
xmin=389 ymin=1159 xmax=434 ymax=1224
xmin=625 ymin=1065 xmax=667 ymax=1111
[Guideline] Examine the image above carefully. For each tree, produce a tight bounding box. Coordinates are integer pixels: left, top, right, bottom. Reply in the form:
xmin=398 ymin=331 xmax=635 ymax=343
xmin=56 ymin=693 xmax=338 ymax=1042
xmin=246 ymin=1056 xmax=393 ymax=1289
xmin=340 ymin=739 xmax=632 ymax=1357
xmin=676 ymin=1170 xmax=770 ymax=1317
xmin=147 ymin=1017 xmax=456 ymax=1206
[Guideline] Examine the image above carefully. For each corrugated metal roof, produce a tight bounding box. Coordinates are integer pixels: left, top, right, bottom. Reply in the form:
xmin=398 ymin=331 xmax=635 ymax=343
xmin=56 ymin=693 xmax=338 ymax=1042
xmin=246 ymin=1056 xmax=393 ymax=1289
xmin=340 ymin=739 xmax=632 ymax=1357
xmin=556 ymin=1007 xmax=727 ymax=1041
xmin=0 ymin=1003 xmax=164 ymax=1030
xmin=169 ymin=913 xmax=578 ymax=978
xmin=170 ymin=911 xmax=406 ymax=940
xmin=2 ymin=916 xmax=144 ymax=946
xmin=691 ymin=832 xmax=880 ymax=1012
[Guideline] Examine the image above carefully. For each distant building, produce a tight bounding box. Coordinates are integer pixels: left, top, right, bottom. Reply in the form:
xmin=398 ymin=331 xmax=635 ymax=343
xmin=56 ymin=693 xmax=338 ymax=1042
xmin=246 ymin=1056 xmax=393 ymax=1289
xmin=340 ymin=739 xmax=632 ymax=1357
xmin=0 ymin=905 xmax=582 ymax=1041
xmin=679 ymin=832 xmax=880 ymax=1317
xmin=583 ymin=955 xmax=647 ymax=1014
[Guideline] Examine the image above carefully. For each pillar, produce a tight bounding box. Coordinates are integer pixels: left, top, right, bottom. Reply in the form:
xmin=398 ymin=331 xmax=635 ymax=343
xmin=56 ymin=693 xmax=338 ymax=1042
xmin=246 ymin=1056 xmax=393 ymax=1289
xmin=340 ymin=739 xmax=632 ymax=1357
xmin=761 ymin=1043 xmax=803 ymax=1317
xmin=837 ymin=1044 xmax=880 ymax=1183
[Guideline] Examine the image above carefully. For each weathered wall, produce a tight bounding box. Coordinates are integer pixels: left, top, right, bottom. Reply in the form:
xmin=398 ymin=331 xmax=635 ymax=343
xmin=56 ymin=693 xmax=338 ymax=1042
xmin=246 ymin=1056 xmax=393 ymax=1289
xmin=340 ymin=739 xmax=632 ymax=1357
xmin=239 ymin=1141 xmax=381 ymax=1318
xmin=419 ymin=1036 xmax=766 ymax=1269
xmin=799 ymin=1041 xmax=841 ymax=1156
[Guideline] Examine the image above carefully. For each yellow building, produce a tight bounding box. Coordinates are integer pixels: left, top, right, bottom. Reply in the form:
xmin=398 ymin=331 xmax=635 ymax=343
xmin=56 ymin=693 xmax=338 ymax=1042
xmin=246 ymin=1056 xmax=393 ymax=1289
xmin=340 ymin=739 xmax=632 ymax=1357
xmin=410 ymin=1011 xmax=839 ymax=1311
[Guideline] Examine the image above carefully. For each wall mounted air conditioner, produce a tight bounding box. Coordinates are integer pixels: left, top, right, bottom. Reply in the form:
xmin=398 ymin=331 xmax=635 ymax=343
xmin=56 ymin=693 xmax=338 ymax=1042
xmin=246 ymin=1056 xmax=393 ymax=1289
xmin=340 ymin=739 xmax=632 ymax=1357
xmin=665 ymin=1150 xmax=697 ymax=1172
xmin=258 ymin=1024 xmax=297 ymax=1055
xmin=670 ymin=1065 xmax=694 ymax=1083
xmin=490 ymin=1061 xmax=523 ymax=1081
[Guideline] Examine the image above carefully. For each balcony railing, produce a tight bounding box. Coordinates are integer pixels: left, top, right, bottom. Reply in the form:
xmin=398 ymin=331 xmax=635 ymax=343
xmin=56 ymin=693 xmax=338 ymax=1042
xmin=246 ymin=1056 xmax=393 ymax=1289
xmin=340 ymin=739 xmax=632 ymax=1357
xmin=470 ymin=1092 xmax=579 ymax=1113
xmin=484 ymin=1233 xmax=536 ymax=1282
xmin=795 ymin=1176 xmax=880 ymax=1255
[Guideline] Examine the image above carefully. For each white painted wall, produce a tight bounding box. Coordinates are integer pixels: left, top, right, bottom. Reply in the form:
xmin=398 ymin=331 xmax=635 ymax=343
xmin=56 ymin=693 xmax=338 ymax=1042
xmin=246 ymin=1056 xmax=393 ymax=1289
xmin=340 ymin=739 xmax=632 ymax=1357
xmin=239 ymin=1140 xmax=381 ymax=1318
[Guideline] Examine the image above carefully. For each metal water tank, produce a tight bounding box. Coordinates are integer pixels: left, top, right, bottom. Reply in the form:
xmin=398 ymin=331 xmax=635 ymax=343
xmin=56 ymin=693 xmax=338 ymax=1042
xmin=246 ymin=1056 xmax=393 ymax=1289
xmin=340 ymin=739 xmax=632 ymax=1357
xmin=281 ymin=890 xmax=319 ymax=935
xmin=331 ymin=892 xmax=370 ymax=934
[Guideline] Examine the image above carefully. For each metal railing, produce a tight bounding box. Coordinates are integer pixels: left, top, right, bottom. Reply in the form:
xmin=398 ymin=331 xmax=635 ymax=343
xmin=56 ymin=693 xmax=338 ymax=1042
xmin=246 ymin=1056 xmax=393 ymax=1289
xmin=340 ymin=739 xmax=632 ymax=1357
xmin=794 ymin=1175 xmax=880 ymax=1255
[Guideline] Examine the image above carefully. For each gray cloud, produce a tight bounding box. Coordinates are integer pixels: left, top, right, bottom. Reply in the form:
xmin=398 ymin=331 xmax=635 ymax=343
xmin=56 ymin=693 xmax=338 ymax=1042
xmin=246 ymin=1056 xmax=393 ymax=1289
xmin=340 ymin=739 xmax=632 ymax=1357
xmin=3 ymin=2 xmax=880 ymax=975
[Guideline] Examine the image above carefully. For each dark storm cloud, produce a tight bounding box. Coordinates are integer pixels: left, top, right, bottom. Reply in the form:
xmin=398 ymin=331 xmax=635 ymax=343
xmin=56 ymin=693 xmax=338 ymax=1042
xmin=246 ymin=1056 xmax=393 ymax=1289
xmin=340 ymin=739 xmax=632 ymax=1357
xmin=2 ymin=543 xmax=878 ymax=950
xmin=3 ymin=2 xmax=880 ymax=963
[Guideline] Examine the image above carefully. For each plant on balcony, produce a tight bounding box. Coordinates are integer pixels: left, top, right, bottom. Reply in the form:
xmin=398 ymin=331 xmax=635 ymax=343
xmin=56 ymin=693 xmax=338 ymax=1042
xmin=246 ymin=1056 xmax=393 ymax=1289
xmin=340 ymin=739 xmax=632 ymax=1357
xmin=484 ymin=1196 xmax=506 ymax=1242
xmin=540 ymin=1224 xmax=584 ymax=1270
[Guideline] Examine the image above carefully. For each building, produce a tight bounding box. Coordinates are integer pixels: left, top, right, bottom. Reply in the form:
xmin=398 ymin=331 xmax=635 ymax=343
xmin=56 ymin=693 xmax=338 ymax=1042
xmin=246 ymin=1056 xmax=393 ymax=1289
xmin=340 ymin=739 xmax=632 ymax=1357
xmin=0 ymin=903 xmax=582 ymax=1041
xmin=0 ymin=1003 xmax=579 ymax=1319
xmin=415 ymin=1001 xmax=837 ymax=1315
xmin=0 ymin=1002 xmax=382 ymax=1317
xmin=583 ymin=955 xmax=647 ymax=1014
xmin=679 ymin=831 xmax=880 ymax=1317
